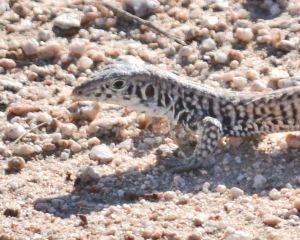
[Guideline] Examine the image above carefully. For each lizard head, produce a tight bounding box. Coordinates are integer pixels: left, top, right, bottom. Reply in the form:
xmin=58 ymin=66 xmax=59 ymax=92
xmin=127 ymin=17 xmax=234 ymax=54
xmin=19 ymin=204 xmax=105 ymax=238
xmin=72 ymin=63 xmax=160 ymax=111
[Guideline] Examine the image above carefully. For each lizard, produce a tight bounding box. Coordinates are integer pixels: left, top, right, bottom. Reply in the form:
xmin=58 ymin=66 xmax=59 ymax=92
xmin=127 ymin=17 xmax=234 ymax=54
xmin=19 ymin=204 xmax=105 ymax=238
xmin=72 ymin=63 xmax=300 ymax=172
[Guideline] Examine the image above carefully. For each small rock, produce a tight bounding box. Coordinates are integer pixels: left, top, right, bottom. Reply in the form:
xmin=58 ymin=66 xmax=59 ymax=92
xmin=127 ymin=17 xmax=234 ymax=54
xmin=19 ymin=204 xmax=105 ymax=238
xmin=39 ymin=40 xmax=62 ymax=59
xmin=253 ymin=174 xmax=267 ymax=189
xmin=60 ymin=150 xmax=70 ymax=160
xmin=246 ymin=69 xmax=260 ymax=80
xmin=0 ymin=58 xmax=16 ymax=69
xmin=270 ymin=69 xmax=289 ymax=82
xmin=77 ymin=56 xmax=93 ymax=71
xmin=214 ymin=51 xmax=228 ymax=64
xmin=235 ymin=28 xmax=254 ymax=43
xmin=3 ymin=202 xmax=21 ymax=217
xmin=4 ymin=123 xmax=26 ymax=140
xmin=231 ymin=76 xmax=247 ymax=89
xmin=69 ymin=39 xmax=87 ymax=57
xmin=53 ymin=13 xmax=81 ymax=35
xmin=224 ymin=228 xmax=252 ymax=240
xmin=8 ymin=104 xmax=40 ymax=116
xmin=187 ymin=233 xmax=202 ymax=240
xmin=268 ymin=188 xmax=281 ymax=200
xmin=286 ymin=134 xmax=300 ymax=149
xmin=163 ymin=191 xmax=176 ymax=201
xmin=59 ymin=123 xmax=77 ymax=137
xmin=294 ymin=199 xmax=300 ymax=211
xmin=156 ymin=143 xmax=179 ymax=158
xmin=70 ymin=141 xmax=81 ymax=153
xmin=215 ymin=184 xmax=227 ymax=193
xmin=38 ymin=29 xmax=51 ymax=41
xmin=123 ymin=0 xmax=160 ymax=18
xmin=7 ymin=157 xmax=26 ymax=172
xmin=229 ymin=187 xmax=244 ymax=199
xmin=87 ymin=137 xmax=101 ymax=147
xmin=68 ymin=101 xmax=101 ymax=122
xmin=276 ymin=40 xmax=296 ymax=51
xmin=27 ymin=112 xmax=52 ymax=123
xmin=74 ymin=166 xmax=100 ymax=190
xmin=251 ymin=80 xmax=267 ymax=92
xmin=262 ymin=215 xmax=281 ymax=226
xmin=203 ymin=16 xmax=219 ymax=29
xmin=22 ymin=39 xmax=39 ymax=56
xmin=0 ymin=76 xmax=23 ymax=92
xmin=89 ymin=144 xmax=114 ymax=164
xmin=201 ymin=38 xmax=217 ymax=52
xmin=12 ymin=144 xmax=37 ymax=157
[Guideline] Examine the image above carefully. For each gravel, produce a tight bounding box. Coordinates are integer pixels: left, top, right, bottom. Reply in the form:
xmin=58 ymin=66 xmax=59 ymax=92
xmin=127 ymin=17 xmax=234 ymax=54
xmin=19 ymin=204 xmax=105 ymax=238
xmin=0 ymin=0 xmax=299 ymax=239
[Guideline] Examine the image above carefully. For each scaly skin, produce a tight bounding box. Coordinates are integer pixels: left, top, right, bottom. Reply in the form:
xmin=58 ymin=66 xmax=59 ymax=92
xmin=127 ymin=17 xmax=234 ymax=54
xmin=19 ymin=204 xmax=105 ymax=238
xmin=72 ymin=63 xmax=300 ymax=172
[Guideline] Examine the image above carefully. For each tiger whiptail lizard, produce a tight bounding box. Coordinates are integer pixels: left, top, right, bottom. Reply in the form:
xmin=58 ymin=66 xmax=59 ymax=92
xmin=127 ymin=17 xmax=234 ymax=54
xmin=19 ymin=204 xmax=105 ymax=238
xmin=72 ymin=63 xmax=300 ymax=172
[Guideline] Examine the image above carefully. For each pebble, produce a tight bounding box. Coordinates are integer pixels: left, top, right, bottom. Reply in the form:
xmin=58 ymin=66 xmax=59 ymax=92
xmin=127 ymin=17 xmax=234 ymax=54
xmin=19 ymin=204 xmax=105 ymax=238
xmin=123 ymin=0 xmax=160 ymax=18
xmin=156 ymin=143 xmax=178 ymax=158
xmin=223 ymin=228 xmax=252 ymax=240
xmin=201 ymin=38 xmax=217 ymax=52
xmin=0 ymin=58 xmax=16 ymax=69
xmin=268 ymin=188 xmax=281 ymax=200
xmin=89 ymin=144 xmax=114 ymax=164
xmin=77 ymin=56 xmax=93 ymax=71
xmin=60 ymin=150 xmax=70 ymax=160
xmin=22 ymin=39 xmax=39 ymax=56
xmin=39 ymin=40 xmax=62 ymax=59
xmin=4 ymin=123 xmax=26 ymax=140
xmin=3 ymin=202 xmax=21 ymax=217
xmin=7 ymin=157 xmax=26 ymax=172
xmin=74 ymin=166 xmax=100 ymax=189
xmin=245 ymin=69 xmax=260 ymax=80
xmin=69 ymin=39 xmax=87 ymax=57
xmin=251 ymin=80 xmax=267 ymax=92
xmin=12 ymin=144 xmax=38 ymax=157
xmin=8 ymin=105 xmax=40 ymax=117
xmin=53 ymin=13 xmax=81 ymax=33
xmin=163 ymin=191 xmax=176 ymax=201
xmin=253 ymin=174 xmax=267 ymax=189
xmin=270 ymin=69 xmax=289 ymax=82
xmin=87 ymin=137 xmax=101 ymax=147
xmin=38 ymin=29 xmax=51 ymax=41
xmin=18 ymin=19 xmax=33 ymax=32
xmin=0 ymin=76 xmax=23 ymax=92
xmin=277 ymin=40 xmax=296 ymax=51
xmin=277 ymin=78 xmax=300 ymax=89
xmin=262 ymin=215 xmax=281 ymax=227
xmin=59 ymin=122 xmax=77 ymax=137
xmin=231 ymin=76 xmax=247 ymax=89
xmin=69 ymin=101 xmax=100 ymax=122
xmin=234 ymin=28 xmax=254 ymax=43
xmin=214 ymin=51 xmax=228 ymax=64
xmin=203 ymin=16 xmax=219 ymax=29
xmin=215 ymin=184 xmax=227 ymax=193
xmin=229 ymin=187 xmax=244 ymax=199
xmin=27 ymin=112 xmax=52 ymax=123
xmin=70 ymin=141 xmax=81 ymax=153
xmin=294 ymin=199 xmax=300 ymax=211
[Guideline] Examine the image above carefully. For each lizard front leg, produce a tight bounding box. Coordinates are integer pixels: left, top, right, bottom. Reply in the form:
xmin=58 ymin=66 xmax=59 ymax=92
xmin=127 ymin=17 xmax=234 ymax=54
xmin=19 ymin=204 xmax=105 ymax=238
xmin=168 ymin=116 xmax=223 ymax=172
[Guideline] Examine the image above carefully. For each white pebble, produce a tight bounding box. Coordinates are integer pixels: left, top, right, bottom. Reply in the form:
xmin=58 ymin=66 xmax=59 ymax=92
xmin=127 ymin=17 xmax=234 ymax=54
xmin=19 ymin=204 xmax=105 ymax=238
xmin=77 ymin=56 xmax=93 ymax=70
xmin=235 ymin=28 xmax=254 ymax=43
xmin=69 ymin=39 xmax=87 ymax=57
xmin=4 ymin=123 xmax=26 ymax=140
xmin=201 ymin=38 xmax=217 ymax=52
xmin=38 ymin=29 xmax=51 ymax=41
xmin=251 ymin=80 xmax=267 ymax=92
xmin=89 ymin=144 xmax=114 ymax=164
xmin=203 ymin=16 xmax=219 ymax=29
xmin=22 ymin=39 xmax=39 ymax=56
xmin=215 ymin=184 xmax=227 ymax=193
xmin=59 ymin=123 xmax=77 ymax=137
xmin=231 ymin=76 xmax=247 ymax=89
xmin=13 ymin=144 xmax=38 ymax=157
xmin=270 ymin=69 xmax=289 ymax=82
xmin=123 ymin=0 xmax=160 ymax=18
xmin=229 ymin=187 xmax=244 ymax=199
xmin=214 ymin=51 xmax=228 ymax=64
xmin=54 ymin=13 xmax=81 ymax=30
xmin=27 ymin=112 xmax=53 ymax=123
xmin=268 ymin=188 xmax=281 ymax=200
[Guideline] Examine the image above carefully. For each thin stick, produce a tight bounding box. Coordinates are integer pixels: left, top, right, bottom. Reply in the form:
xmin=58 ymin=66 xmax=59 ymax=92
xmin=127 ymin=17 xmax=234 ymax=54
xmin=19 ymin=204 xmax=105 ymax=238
xmin=97 ymin=0 xmax=186 ymax=46
xmin=12 ymin=122 xmax=48 ymax=145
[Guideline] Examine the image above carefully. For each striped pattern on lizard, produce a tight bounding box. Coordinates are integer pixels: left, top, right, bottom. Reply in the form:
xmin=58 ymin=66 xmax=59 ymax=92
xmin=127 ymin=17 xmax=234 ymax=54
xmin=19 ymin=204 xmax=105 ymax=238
xmin=72 ymin=63 xmax=300 ymax=172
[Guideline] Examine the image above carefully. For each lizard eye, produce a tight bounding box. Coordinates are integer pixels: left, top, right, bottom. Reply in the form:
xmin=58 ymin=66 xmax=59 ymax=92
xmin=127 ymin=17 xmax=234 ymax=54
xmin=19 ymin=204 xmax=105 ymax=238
xmin=112 ymin=80 xmax=126 ymax=90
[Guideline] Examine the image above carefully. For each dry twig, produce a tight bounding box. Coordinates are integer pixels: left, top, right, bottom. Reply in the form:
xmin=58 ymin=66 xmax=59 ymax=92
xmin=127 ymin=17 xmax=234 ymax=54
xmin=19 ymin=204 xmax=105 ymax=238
xmin=96 ymin=0 xmax=186 ymax=46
